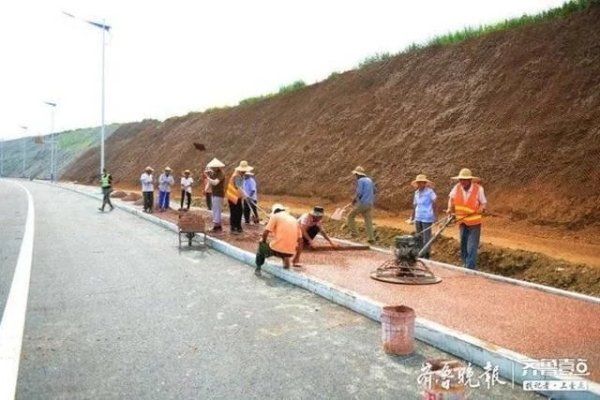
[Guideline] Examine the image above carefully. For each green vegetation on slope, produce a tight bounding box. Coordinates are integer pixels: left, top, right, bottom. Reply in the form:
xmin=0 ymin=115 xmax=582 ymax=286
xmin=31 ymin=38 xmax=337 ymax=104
xmin=0 ymin=124 xmax=120 ymax=179
xmin=358 ymin=0 xmax=597 ymax=68
xmin=232 ymin=0 xmax=597 ymax=107
xmin=238 ymin=80 xmax=307 ymax=106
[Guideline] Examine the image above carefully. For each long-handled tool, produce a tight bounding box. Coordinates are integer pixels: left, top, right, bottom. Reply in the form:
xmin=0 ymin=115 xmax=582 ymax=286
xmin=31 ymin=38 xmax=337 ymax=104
xmin=243 ymin=197 xmax=263 ymax=221
xmin=310 ymin=244 xmax=370 ymax=252
xmin=331 ymin=203 xmax=352 ymax=221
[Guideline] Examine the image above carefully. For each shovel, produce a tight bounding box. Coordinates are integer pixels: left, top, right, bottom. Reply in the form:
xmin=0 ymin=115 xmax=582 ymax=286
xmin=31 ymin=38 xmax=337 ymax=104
xmin=330 ymin=203 xmax=352 ymax=221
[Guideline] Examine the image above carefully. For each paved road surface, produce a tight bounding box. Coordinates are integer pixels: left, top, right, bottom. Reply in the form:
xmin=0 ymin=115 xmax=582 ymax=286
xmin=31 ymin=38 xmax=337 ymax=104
xmin=0 ymin=180 xmax=27 ymax=317
xmin=0 ymin=180 xmax=539 ymax=399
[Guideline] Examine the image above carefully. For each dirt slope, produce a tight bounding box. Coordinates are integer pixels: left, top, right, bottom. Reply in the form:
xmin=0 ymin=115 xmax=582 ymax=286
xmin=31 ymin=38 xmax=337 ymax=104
xmin=63 ymin=5 xmax=600 ymax=228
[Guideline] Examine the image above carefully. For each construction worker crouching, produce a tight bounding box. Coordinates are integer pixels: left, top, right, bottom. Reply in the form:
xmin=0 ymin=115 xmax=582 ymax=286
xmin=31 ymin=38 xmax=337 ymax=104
xmin=292 ymin=206 xmax=336 ymax=267
xmin=205 ymin=158 xmax=226 ymax=232
xmin=255 ymin=204 xmax=302 ymax=273
xmin=447 ymin=168 xmax=487 ymax=269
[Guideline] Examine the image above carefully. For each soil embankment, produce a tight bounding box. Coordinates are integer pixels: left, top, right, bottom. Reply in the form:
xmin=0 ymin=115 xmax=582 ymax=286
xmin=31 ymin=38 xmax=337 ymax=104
xmin=62 ymin=6 xmax=600 ymax=292
xmin=63 ymin=6 xmax=600 ymax=228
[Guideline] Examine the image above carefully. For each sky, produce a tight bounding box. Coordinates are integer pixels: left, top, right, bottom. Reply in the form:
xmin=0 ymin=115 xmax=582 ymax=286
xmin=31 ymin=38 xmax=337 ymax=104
xmin=0 ymin=0 xmax=565 ymax=140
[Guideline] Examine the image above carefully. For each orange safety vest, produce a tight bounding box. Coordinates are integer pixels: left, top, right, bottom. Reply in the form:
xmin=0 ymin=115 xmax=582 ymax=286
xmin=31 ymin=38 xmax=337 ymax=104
xmin=226 ymin=173 xmax=241 ymax=203
xmin=453 ymin=183 xmax=482 ymax=226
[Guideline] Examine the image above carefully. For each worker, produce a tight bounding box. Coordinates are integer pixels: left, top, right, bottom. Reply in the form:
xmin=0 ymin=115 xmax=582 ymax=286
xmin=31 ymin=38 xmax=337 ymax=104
xmin=158 ymin=166 xmax=174 ymax=212
xmin=447 ymin=168 xmax=487 ymax=269
xmin=98 ymin=168 xmax=114 ymax=212
xmin=226 ymin=161 xmax=252 ymax=234
xmin=409 ymin=174 xmax=437 ymax=259
xmin=140 ymin=166 xmax=154 ymax=213
xmin=203 ymin=166 xmax=213 ymax=211
xmin=243 ymin=171 xmax=259 ymax=224
xmin=255 ymin=203 xmax=302 ymax=273
xmin=204 ymin=158 xmax=226 ymax=232
xmin=346 ymin=166 xmax=377 ymax=244
xmin=180 ymin=169 xmax=193 ymax=211
xmin=292 ymin=206 xmax=336 ymax=267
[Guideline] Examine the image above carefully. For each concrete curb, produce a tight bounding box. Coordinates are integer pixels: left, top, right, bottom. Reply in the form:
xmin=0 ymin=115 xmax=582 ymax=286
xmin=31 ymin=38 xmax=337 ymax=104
xmin=43 ymin=181 xmax=600 ymax=399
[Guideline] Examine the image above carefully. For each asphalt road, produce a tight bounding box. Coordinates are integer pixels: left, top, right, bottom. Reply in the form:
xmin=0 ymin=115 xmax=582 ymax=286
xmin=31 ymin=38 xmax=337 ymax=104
xmin=0 ymin=180 xmax=27 ymax=318
xmin=1 ymin=180 xmax=539 ymax=399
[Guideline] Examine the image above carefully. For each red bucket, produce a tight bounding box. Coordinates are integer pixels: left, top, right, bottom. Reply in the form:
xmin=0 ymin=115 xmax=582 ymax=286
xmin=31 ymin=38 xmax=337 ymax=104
xmin=381 ymin=305 xmax=415 ymax=355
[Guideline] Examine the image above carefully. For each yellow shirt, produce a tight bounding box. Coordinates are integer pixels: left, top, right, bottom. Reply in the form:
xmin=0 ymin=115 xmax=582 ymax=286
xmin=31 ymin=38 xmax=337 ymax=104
xmin=266 ymin=212 xmax=301 ymax=255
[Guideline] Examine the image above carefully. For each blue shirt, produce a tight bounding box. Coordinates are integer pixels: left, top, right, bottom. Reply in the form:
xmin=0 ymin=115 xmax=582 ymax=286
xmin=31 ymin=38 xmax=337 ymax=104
xmin=243 ymin=177 xmax=257 ymax=201
xmin=355 ymin=176 xmax=375 ymax=206
xmin=413 ymin=187 xmax=437 ymax=223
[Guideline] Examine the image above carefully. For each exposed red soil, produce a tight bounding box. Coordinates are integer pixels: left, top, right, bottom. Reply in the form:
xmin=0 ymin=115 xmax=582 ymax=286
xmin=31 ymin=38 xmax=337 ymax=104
xmin=110 ymin=190 xmax=127 ymax=198
xmin=62 ymin=6 xmax=600 ymax=230
xmin=121 ymin=192 xmax=142 ymax=202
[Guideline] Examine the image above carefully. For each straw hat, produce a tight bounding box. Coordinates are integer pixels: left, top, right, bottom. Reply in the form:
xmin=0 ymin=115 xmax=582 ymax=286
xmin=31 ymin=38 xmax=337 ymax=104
xmin=452 ymin=168 xmax=480 ymax=181
xmin=271 ymin=203 xmax=286 ymax=214
xmin=411 ymin=174 xmax=433 ymax=187
xmin=235 ymin=160 xmax=254 ymax=173
xmin=183 ymin=169 xmax=191 ymax=174
xmin=206 ymin=158 xmax=225 ymax=168
xmin=352 ymin=166 xmax=366 ymax=176
xmin=164 ymin=166 xmax=172 ymax=171
xmin=145 ymin=166 xmax=154 ymax=172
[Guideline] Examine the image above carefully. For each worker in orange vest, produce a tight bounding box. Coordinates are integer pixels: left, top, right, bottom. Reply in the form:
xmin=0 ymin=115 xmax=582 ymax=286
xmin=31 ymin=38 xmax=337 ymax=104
xmin=447 ymin=168 xmax=487 ymax=269
xmin=226 ymin=161 xmax=252 ymax=234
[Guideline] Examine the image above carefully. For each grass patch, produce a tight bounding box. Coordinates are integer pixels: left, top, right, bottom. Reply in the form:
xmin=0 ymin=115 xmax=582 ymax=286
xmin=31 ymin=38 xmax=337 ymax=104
xmin=350 ymin=0 xmax=597 ymax=72
xmin=358 ymin=52 xmax=393 ymax=69
xmin=238 ymin=80 xmax=307 ymax=106
xmin=277 ymin=80 xmax=306 ymax=95
xmin=57 ymin=124 xmax=119 ymax=151
xmin=427 ymin=0 xmax=593 ymax=47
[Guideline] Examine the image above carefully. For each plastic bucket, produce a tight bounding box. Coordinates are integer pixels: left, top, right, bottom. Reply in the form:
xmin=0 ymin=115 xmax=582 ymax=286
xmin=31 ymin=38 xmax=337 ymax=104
xmin=381 ymin=305 xmax=415 ymax=355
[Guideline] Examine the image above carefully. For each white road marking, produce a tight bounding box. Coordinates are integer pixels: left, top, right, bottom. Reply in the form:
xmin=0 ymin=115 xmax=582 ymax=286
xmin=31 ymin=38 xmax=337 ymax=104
xmin=0 ymin=180 xmax=35 ymax=400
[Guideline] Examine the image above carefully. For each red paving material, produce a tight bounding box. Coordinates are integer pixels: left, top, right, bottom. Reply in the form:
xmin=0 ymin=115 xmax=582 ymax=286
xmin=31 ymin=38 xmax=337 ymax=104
xmin=147 ymin=206 xmax=600 ymax=382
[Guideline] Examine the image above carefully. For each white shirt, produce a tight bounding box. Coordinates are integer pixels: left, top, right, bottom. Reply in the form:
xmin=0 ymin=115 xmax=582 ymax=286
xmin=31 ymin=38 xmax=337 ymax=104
xmin=159 ymin=173 xmax=175 ymax=192
xmin=181 ymin=177 xmax=194 ymax=193
xmin=140 ymin=173 xmax=154 ymax=192
xmin=298 ymin=213 xmax=322 ymax=229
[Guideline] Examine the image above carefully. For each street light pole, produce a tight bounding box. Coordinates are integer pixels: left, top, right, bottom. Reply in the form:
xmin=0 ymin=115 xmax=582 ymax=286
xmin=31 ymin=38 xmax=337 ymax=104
xmin=44 ymin=101 xmax=57 ymax=182
xmin=63 ymin=12 xmax=110 ymax=176
xmin=100 ymin=18 xmax=106 ymax=174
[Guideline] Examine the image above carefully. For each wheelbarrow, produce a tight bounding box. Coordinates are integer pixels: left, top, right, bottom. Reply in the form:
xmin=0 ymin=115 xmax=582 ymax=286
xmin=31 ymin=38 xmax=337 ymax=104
xmin=177 ymin=211 xmax=207 ymax=248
